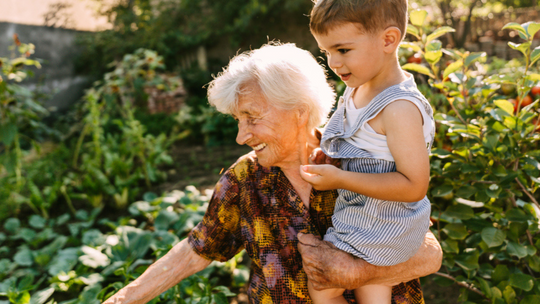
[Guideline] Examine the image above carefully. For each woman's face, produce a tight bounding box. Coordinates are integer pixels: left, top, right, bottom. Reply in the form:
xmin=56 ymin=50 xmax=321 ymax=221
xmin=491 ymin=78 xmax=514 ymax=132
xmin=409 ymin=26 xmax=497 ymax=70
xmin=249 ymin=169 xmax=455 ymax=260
xmin=232 ymin=87 xmax=302 ymax=168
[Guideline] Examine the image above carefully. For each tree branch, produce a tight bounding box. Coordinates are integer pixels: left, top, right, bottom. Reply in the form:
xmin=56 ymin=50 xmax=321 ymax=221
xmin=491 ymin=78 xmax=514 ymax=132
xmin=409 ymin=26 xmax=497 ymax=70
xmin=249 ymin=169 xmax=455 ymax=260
xmin=434 ymin=272 xmax=486 ymax=298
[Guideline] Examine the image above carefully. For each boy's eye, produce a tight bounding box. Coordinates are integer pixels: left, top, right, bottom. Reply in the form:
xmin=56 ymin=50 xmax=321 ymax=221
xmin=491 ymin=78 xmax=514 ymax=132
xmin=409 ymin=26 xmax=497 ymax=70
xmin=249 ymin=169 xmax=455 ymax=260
xmin=338 ymin=49 xmax=349 ymax=54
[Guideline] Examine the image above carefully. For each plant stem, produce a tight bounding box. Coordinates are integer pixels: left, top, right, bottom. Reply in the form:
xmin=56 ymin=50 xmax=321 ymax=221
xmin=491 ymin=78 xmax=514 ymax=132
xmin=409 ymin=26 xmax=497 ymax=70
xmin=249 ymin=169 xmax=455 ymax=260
xmin=434 ymin=272 xmax=486 ymax=298
xmin=73 ymin=124 xmax=89 ymax=168
xmin=515 ymin=177 xmax=540 ymax=210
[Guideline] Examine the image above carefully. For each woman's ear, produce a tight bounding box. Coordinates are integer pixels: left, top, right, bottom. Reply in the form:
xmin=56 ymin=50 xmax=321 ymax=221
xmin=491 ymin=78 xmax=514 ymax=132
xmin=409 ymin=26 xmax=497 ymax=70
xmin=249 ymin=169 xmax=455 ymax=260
xmin=297 ymin=106 xmax=309 ymax=128
xmin=382 ymin=26 xmax=401 ymax=53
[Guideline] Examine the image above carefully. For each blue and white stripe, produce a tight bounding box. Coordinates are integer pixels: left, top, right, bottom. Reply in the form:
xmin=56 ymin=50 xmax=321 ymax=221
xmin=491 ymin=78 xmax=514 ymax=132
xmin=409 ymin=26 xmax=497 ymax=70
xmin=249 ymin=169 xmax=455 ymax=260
xmin=320 ymin=81 xmax=433 ymax=266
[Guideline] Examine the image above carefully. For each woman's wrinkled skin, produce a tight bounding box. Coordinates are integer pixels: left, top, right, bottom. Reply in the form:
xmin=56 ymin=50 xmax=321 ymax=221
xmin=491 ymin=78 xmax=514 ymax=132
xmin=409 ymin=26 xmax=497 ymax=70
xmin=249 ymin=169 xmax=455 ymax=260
xmin=297 ymin=231 xmax=443 ymax=290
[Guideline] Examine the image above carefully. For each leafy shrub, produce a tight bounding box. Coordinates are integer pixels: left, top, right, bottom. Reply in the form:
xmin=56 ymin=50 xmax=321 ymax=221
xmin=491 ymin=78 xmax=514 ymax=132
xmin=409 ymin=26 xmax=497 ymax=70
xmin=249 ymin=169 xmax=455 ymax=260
xmin=0 ymin=186 xmax=247 ymax=304
xmin=401 ymin=10 xmax=540 ymax=303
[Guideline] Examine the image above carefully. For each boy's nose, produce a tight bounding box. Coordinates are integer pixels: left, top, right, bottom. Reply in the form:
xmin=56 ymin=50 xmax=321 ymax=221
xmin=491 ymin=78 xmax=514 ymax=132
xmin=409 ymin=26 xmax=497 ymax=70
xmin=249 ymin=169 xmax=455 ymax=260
xmin=328 ymin=55 xmax=342 ymax=70
xmin=236 ymin=121 xmax=253 ymax=145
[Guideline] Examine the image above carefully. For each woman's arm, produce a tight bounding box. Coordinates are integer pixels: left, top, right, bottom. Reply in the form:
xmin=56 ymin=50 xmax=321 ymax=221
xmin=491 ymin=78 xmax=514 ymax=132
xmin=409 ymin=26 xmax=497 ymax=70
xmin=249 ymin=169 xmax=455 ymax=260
xmin=300 ymin=100 xmax=430 ymax=202
xmin=297 ymin=231 xmax=442 ymax=290
xmin=103 ymin=239 xmax=212 ymax=304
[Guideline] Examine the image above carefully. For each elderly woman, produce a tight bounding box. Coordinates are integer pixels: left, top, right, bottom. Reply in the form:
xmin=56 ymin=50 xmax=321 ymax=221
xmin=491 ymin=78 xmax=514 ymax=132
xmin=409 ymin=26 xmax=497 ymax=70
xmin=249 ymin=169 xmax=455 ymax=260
xmin=104 ymin=43 xmax=442 ymax=304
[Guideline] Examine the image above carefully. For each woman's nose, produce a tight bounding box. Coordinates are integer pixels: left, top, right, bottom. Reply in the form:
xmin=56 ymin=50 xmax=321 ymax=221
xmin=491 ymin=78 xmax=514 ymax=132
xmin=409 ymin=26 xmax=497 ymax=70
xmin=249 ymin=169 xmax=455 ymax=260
xmin=236 ymin=121 xmax=253 ymax=145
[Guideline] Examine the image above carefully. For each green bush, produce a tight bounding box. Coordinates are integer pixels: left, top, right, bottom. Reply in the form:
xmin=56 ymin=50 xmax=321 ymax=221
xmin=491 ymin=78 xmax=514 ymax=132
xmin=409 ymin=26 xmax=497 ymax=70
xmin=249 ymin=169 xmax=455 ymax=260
xmin=401 ymin=10 xmax=540 ymax=303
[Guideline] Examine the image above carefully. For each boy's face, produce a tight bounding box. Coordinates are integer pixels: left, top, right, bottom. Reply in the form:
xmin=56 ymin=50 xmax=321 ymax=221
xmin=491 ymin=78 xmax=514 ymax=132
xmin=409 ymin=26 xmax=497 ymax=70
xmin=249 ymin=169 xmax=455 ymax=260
xmin=313 ymin=23 xmax=385 ymax=89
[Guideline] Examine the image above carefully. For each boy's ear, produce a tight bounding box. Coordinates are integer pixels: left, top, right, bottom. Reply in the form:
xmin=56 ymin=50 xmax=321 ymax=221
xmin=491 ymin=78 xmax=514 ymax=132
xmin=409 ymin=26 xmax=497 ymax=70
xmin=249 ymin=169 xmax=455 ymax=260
xmin=382 ymin=26 xmax=401 ymax=53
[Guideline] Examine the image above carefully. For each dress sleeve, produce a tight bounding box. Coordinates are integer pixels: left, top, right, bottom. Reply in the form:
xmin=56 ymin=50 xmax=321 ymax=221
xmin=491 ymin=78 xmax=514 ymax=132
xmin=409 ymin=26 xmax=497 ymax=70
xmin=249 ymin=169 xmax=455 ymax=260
xmin=187 ymin=169 xmax=244 ymax=262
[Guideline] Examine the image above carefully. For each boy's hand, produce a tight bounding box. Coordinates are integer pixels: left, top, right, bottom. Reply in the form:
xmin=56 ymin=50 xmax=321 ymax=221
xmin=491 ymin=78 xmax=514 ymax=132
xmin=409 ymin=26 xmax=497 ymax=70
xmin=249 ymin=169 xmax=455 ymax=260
xmin=299 ymin=164 xmax=342 ymax=190
xmin=309 ymin=148 xmax=341 ymax=167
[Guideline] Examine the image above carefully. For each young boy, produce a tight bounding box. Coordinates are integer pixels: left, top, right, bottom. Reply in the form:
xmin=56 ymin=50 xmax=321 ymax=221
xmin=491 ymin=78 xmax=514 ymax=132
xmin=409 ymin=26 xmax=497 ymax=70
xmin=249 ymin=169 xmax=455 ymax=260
xmin=299 ymin=0 xmax=435 ymax=303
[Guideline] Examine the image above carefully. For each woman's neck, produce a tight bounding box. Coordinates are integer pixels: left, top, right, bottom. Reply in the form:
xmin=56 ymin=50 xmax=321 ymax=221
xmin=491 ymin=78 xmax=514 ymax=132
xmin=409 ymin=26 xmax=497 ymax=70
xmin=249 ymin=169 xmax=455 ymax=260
xmin=279 ymin=128 xmax=320 ymax=207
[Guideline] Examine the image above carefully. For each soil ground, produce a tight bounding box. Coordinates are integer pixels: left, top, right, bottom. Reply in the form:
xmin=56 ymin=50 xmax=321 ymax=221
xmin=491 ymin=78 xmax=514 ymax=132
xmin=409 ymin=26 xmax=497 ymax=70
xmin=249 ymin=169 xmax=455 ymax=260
xmin=162 ymin=143 xmax=460 ymax=304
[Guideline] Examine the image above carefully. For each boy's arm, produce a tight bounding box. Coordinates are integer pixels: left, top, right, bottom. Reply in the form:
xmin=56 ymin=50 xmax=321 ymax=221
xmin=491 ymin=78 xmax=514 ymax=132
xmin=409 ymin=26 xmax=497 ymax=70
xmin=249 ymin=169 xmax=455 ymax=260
xmin=297 ymin=231 xmax=442 ymax=289
xmin=300 ymin=100 xmax=429 ymax=202
xmin=103 ymin=239 xmax=212 ymax=304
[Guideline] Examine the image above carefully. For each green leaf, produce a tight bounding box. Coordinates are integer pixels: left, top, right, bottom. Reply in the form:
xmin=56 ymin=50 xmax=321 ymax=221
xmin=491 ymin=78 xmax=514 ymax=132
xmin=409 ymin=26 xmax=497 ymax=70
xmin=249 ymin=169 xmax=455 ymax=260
xmin=522 ymin=295 xmax=540 ymax=304
xmin=494 ymin=99 xmax=515 ymax=116
xmin=481 ymin=227 xmax=506 ymax=247
xmin=464 ymin=52 xmax=486 ymax=67
xmin=14 ymin=248 xmax=34 ymax=266
xmin=530 ymin=45 xmax=540 ymax=66
xmin=508 ymin=41 xmax=531 ymax=57
xmin=509 ymin=273 xmax=534 ymax=291
xmin=28 ymin=215 xmax=46 ymax=229
xmin=529 ymin=255 xmax=540 ymax=272
xmin=426 ymin=27 xmax=455 ymax=43
xmin=503 ymin=22 xmax=528 ymax=40
xmin=4 ymin=218 xmax=20 ymax=233
xmin=29 ymin=288 xmax=54 ymax=304
xmin=410 ymin=9 xmax=428 ymax=27
xmin=455 ymin=250 xmax=479 ymax=270
xmin=476 ymin=277 xmax=492 ymax=297
xmin=492 ymin=264 xmax=509 ymax=284
xmin=445 ymin=204 xmax=474 ymax=220
xmin=443 ymin=60 xmax=463 ymax=79
xmin=425 ymin=50 xmax=442 ymax=65
xmin=523 ymin=22 xmax=540 ymax=39
xmin=399 ymin=42 xmax=422 ymax=53
xmin=406 ymin=25 xmax=420 ymax=39
xmin=401 ymin=63 xmax=434 ymax=78
xmin=213 ymin=293 xmax=228 ymax=304
xmin=442 ymin=223 xmax=468 ymax=240
xmin=503 ymin=285 xmax=516 ymax=304
xmin=442 ymin=239 xmax=459 ymax=253
xmin=0 ymin=123 xmax=17 ymax=146
xmin=11 ymin=291 xmax=31 ymax=304
xmin=431 ymin=184 xmax=453 ymax=197
xmin=506 ymin=241 xmax=528 ymax=258
xmin=154 ymin=210 xmax=180 ymax=231
xmin=506 ymin=208 xmax=531 ymax=222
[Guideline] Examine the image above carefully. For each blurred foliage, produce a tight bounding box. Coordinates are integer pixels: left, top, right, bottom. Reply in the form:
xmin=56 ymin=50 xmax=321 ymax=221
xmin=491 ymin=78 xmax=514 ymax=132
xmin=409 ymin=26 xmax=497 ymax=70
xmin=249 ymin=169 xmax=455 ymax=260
xmin=76 ymin=0 xmax=312 ymax=77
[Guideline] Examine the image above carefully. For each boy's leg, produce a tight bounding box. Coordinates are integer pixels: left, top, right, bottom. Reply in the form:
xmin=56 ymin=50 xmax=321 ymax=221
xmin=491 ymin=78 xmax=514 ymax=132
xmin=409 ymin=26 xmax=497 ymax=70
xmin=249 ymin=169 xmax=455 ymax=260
xmin=308 ymin=280 xmax=348 ymax=304
xmin=353 ymin=285 xmax=392 ymax=304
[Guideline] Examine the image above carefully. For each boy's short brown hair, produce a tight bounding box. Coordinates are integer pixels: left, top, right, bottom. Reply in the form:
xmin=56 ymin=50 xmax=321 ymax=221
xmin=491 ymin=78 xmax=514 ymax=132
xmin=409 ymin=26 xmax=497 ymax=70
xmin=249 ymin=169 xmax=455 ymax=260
xmin=310 ymin=0 xmax=408 ymax=39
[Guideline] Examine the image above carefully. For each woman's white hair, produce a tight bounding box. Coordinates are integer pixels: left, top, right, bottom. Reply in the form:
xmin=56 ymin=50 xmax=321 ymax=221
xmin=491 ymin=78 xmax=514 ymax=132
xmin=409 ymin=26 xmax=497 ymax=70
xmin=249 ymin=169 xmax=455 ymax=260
xmin=207 ymin=42 xmax=336 ymax=130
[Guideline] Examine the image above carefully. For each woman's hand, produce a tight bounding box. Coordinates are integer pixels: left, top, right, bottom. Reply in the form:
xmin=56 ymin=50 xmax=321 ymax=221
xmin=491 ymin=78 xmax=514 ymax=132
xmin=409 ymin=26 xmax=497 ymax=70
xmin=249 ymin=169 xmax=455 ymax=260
xmin=297 ymin=231 xmax=442 ymax=290
xmin=299 ymin=164 xmax=343 ymax=190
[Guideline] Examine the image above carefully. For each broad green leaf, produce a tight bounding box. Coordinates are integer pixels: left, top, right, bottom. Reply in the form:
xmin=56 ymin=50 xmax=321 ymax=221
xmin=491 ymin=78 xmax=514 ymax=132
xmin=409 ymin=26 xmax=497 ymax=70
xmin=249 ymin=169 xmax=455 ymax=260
xmin=410 ymin=9 xmax=428 ymax=27
xmin=455 ymin=250 xmax=479 ymax=270
xmin=508 ymin=41 xmax=531 ymax=57
xmin=476 ymin=277 xmax=492 ymax=297
xmin=522 ymin=295 xmax=540 ymax=304
xmin=506 ymin=208 xmax=531 ymax=222
xmin=445 ymin=204 xmax=474 ymax=220
xmin=213 ymin=293 xmax=228 ymax=304
xmin=431 ymin=184 xmax=453 ymax=197
xmin=406 ymin=25 xmax=420 ymax=39
xmin=509 ymin=273 xmax=534 ymax=291
xmin=29 ymin=288 xmax=54 ymax=304
xmin=14 ymin=248 xmax=34 ymax=266
xmin=442 ymin=239 xmax=459 ymax=253
xmin=523 ymin=21 xmax=540 ymax=39
xmin=502 ymin=22 xmax=528 ymax=40
xmin=443 ymin=60 xmax=463 ymax=79
xmin=492 ymin=264 xmax=509 ymax=283
xmin=442 ymin=223 xmax=468 ymax=240
xmin=4 ymin=218 xmax=20 ymax=233
xmin=494 ymin=99 xmax=515 ymax=116
xmin=529 ymin=255 xmax=540 ymax=272
xmin=530 ymin=45 xmax=540 ymax=66
xmin=481 ymin=227 xmax=506 ymax=247
xmin=154 ymin=210 xmax=180 ymax=231
xmin=79 ymin=246 xmax=110 ymax=268
xmin=28 ymin=215 xmax=46 ymax=229
xmin=425 ymin=51 xmax=442 ymax=64
xmin=0 ymin=123 xmax=17 ymax=146
xmin=401 ymin=63 xmax=434 ymax=78
xmin=506 ymin=241 xmax=528 ymax=258
xmin=19 ymin=228 xmax=36 ymax=242
xmin=503 ymin=285 xmax=516 ymax=304
xmin=11 ymin=291 xmax=31 ymax=304
xmin=213 ymin=286 xmax=236 ymax=297
xmin=464 ymin=52 xmax=486 ymax=67
xmin=399 ymin=42 xmax=422 ymax=53
xmin=426 ymin=27 xmax=455 ymax=43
